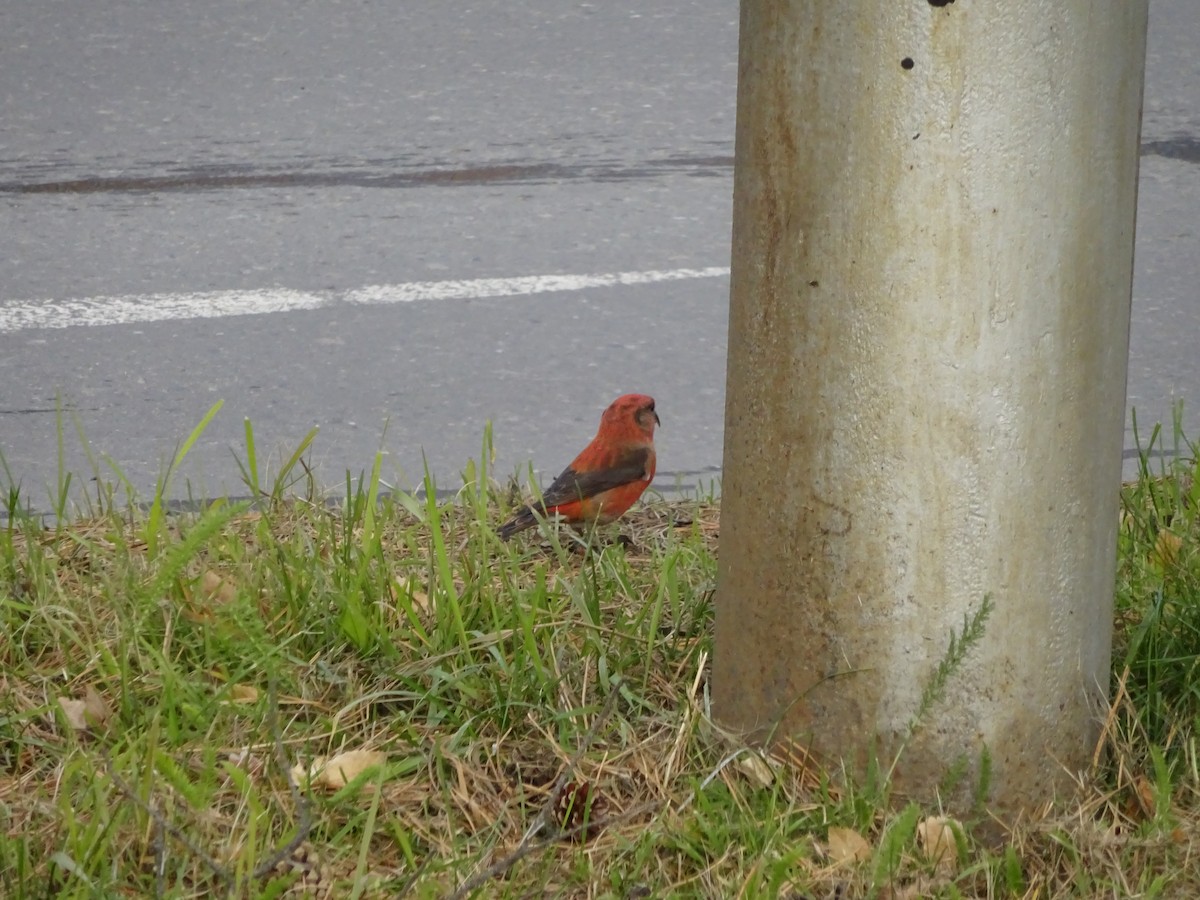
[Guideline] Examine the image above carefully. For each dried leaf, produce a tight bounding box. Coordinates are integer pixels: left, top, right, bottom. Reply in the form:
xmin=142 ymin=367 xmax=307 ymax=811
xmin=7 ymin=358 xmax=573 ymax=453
xmin=292 ymin=757 xmax=321 ymax=786
xmin=199 ymin=570 xmax=237 ymax=605
xmin=292 ymin=757 xmax=320 ymax=785
xmin=228 ymin=684 xmax=259 ymax=704
xmin=225 ymin=749 xmax=268 ymax=779
xmin=827 ymin=825 xmax=872 ymax=865
xmin=734 ymin=752 xmax=776 ymax=788
xmin=83 ymin=685 xmax=112 ymax=726
xmin=294 ymin=749 xmax=387 ymax=790
xmin=1132 ymin=773 xmax=1156 ymax=819
xmin=58 ymin=698 xmax=89 ymax=731
xmin=392 ymin=578 xmax=431 ymax=614
xmin=917 ymin=815 xmax=960 ymax=871
xmin=58 ymin=686 xmax=113 ymax=732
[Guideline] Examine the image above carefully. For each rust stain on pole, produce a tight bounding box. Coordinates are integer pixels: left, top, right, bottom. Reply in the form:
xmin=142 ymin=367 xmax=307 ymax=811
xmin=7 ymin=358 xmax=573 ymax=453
xmin=714 ymin=0 xmax=1148 ymax=817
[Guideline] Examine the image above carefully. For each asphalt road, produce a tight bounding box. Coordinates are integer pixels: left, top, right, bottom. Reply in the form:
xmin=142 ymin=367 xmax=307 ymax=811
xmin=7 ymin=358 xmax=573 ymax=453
xmin=1 ymin=1 xmax=1197 ymax=517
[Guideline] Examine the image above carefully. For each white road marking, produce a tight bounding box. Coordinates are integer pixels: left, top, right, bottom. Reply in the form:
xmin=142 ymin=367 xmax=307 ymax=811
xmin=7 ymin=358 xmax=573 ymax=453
xmin=0 ymin=266 xmax=730 ymax=333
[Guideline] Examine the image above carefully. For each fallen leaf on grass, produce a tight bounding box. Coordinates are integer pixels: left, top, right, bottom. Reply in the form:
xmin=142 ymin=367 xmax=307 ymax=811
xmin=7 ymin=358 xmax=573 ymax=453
xmin=57 ymin=699 xmax=89 ymax=730
xmin=734 ymin=751 xmax=776 ymax=788
xmin=917 ymin=815 xmax=960 ymax=871
xmin=391 ymin=578 xmax=431 ymax=614
xmin=1128 ymin=773 xmax=1157 ymax=820
xmin=826 ymin=825 xmax=872 ymax=865
xmin=181 ymin=570 xmax=240 ymax=623
xmin=227 ymin=684 xmax=259 ymax=704
xmin=199 ymin=570 xmax=237 ymax=605
xmin=58 ymin=685 xmax=113 ymax=732
xmin=223 ymin=749 xmax=268 ymax=779
xmin=292 ymin=749 xmax=387 ymax=790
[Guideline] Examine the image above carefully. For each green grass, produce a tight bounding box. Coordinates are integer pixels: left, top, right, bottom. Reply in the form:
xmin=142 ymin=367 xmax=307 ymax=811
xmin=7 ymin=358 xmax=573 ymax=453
xmin=1 ymin=410 xmax=1199 ymax=898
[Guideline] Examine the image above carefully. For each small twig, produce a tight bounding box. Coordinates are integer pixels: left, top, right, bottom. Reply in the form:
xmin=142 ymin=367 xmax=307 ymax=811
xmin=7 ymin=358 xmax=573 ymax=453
xmin=445 ymin=800 xmax=657 ymax=900
xmin=553 ymin=798 xmax=657 ymax=844
xmin=445 ymin=689 xmax=622 ymax=900
xmin=451 ymin=801 xmax=657 ymax=897
xmin=152 ymin=817 xmax=166 ymax=899
xmin=252 ymin=678 xmax=314 ymax=880
xmin=101 ymin=749 xmax=231 ymax=886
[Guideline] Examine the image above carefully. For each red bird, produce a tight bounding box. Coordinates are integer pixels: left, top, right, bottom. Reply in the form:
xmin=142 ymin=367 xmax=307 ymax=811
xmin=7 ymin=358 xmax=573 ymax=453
xmin=498 ymin=393 xmax=660 ymax=540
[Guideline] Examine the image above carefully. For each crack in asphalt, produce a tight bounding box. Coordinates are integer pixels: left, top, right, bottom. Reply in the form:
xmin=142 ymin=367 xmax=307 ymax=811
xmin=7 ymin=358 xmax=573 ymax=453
xmin=0 ymin=155 xmax=735 ymax=195
xmin=1141 ymin=136 xmax=1200 ymax=163
xmin=0 ymin=407 xmax=100 ymax=415
xmin=1 ymin=134 xmax=1196 ymax=196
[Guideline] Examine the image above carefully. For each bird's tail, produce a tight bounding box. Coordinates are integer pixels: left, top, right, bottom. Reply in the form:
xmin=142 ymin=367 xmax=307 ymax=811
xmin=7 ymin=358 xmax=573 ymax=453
xmin=497 ymin=506 xmax=538 ymax=541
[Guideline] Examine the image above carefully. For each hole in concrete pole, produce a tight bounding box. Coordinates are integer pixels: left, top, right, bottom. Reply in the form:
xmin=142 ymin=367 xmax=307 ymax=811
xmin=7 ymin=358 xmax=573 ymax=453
xmin=901 ymin=57 xmax=915 ymax=70
xmin=928 ymin=0 xmax=954 ymax=7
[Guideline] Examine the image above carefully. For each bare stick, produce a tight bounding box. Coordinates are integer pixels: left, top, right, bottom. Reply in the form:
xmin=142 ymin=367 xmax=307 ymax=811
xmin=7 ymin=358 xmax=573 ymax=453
xmin=252 ymin=678 xmax=315 ymax=880
xmin=445 ymin=689 xmax=622 ymax=900
xmin=101 ymin=749 xmax=231 ymax=886
xmin=445 ymin=800 xmax=658 ymax=900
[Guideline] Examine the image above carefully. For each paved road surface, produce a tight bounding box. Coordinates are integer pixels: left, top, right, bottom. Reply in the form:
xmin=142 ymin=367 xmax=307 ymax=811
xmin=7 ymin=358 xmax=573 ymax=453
xmin=1 ymin=1 xmax=1196 ymax=517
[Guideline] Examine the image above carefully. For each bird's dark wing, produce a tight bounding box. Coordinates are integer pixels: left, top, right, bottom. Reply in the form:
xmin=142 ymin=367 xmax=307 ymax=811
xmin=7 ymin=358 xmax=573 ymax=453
xmin=538 ymin=445 xmax=652 ymax=509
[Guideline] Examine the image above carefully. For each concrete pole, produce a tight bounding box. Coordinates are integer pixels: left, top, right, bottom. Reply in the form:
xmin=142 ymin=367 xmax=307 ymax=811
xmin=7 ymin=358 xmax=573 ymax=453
xmin=713 ymin=0 xmax=1148 ymax=816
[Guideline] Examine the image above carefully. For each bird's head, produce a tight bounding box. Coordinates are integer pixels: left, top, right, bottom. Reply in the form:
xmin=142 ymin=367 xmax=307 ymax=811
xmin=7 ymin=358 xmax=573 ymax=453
xmin=604 ymin=393 xmax=659 ymax=438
